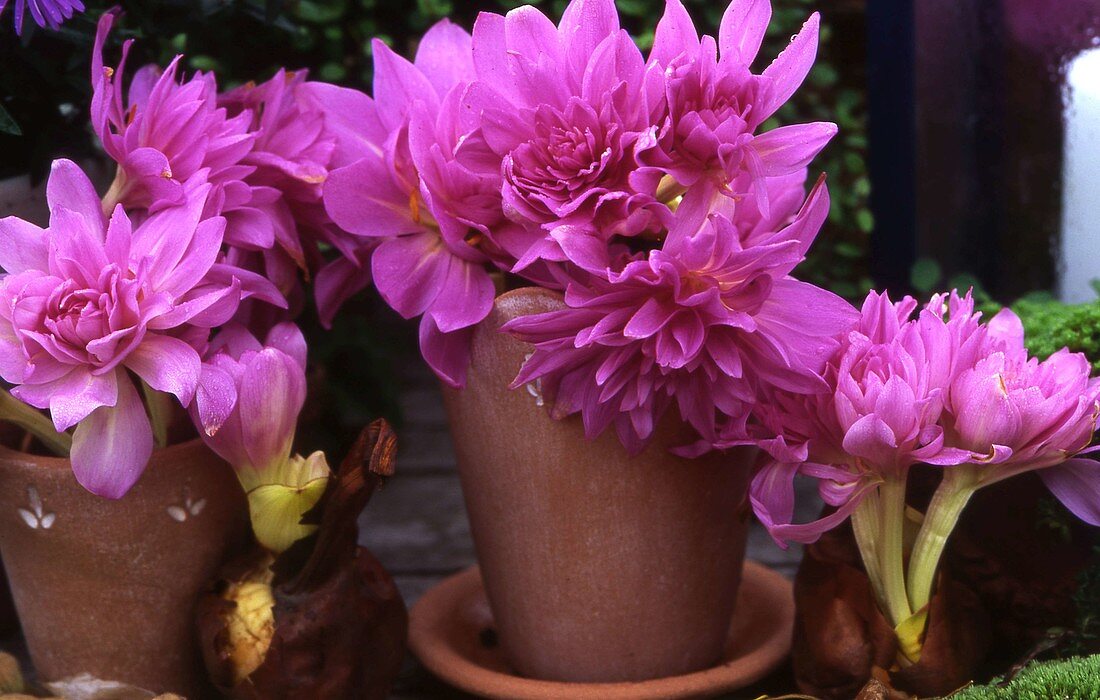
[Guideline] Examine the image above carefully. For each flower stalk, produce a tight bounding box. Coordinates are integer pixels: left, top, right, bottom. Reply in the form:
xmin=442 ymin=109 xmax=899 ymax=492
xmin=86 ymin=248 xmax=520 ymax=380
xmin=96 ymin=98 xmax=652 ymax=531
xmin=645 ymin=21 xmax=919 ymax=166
xmin=878 ymin=475 xmax=913 ymax=627
xmin=906 ymin=467 xmax=980 ymax=614
xmin=0 ymin=389 xmax=71 ymax=457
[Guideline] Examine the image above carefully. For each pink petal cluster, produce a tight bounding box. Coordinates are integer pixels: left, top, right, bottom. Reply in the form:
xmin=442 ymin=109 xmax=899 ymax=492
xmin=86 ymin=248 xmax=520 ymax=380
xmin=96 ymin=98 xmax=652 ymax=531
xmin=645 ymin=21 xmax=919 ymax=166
xmin=640 ymin=0 xmax=835 ymax=212
xmin=945 ymin=309 xmax=1100 ymax=523
xmin=189 ymin=322 xmax=306 ymax=488
xmin=752 ymin=289 xmax=1100 ymax=546
xmin=321 ymin=0 xmax=849 ymax=452
xmin=92 ymin=13 xmax=255 ymax=213
xmin=0 ymin=13 xmax=335 ymax=499
xmin=321 ymin=20 xmax=501 ymax=386
xmin=0 ymin=0 xmax=82 ymax=34
xmin=92 ymin=12 xmax=343 ymax=313
xmin=507 ymin=179 xmax=855 ymax=452
xmin=0 ymin=161 xmax=249 ymax=498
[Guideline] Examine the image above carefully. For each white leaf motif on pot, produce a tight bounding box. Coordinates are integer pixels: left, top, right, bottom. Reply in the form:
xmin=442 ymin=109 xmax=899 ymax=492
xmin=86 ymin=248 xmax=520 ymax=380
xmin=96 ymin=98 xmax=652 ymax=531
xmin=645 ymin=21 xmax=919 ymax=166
xmin=18 ymin=487 xmax=55 ymax=530
xmin=523 ymin=353 xmax=545 ymax=407
xmin=167 ymin=493 xmax=207 ymax=523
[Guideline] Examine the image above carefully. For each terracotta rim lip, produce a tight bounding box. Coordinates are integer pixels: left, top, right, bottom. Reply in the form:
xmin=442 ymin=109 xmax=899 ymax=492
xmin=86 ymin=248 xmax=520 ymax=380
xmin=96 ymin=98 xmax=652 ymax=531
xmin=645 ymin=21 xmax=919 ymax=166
xmin=408 ymin=560 xmax=794 ymax=700
xmin=0 ymin=435 xmax=209 ymax=471
xmin=493 ymin=286 xmax=563 ymax=306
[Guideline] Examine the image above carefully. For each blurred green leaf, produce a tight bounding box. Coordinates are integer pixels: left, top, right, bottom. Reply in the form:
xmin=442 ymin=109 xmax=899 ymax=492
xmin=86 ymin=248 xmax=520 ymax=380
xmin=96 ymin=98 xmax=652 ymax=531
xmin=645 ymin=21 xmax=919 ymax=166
xmin=319 ymin=61 xmax=347 ymax=82
xmin=856 ymin=208 xmax=874 ymax=233
xmin=0 ymin=104 xmax=22 ymax=136
xmin=294 ymin=0 xmax=348 ymax=25
xmin=911 ymin=258 xmax=943 ymax=293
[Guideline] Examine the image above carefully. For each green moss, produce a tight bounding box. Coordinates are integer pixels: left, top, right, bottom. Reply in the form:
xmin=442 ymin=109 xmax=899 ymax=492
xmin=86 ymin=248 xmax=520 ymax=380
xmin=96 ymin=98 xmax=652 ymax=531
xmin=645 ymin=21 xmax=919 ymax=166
xmin=1010 ymin=295 xmax=1100 ymax=373
xmin=947 ymin=655 xmax=1100 ymax=699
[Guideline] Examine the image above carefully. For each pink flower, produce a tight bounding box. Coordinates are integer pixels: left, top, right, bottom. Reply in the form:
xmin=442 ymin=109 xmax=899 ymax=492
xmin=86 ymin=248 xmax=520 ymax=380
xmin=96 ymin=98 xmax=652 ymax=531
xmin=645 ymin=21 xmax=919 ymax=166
xmin=461 ymin=0 xmax=668 ymax=267
xmin=639 ymin=0 xmax=836 ymax=214
xmin=190 ymin=322 xmax=306 ymax=489
xmin=943 ymin=308 xmax=1100 ymax=524
xmin=0 ymin=0 xmax=82 ymax=34
xmin=91 ymin=11 xmax=255 ymax=213
xmin=750 ymin=290 xmax=985 ymax=545
xmin=321 ymin=20 xmax=497 ymax=387
xmin=0 ymin=160 xmax=249 ymax=498
xmin=218 ymin=70 xmax=350 ymax=297
xmin=505 ymin=178 xmax=855 ymax=453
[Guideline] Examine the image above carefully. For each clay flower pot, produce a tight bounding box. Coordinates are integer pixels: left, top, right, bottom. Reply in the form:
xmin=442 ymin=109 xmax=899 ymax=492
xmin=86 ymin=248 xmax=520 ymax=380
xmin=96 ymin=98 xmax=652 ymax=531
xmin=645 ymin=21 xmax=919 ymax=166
xmin=443 ymin=288 xmax=755 ymax=683
xmin=0 ymin=439 xmax=248 ymax=696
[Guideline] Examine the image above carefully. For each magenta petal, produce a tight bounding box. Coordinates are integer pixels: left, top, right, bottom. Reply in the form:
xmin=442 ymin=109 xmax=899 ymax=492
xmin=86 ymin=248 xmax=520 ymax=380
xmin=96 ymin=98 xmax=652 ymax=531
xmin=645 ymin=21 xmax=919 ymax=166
xmin=265 ymin=322 xmax=307 ymax=369
xmin=650 ymin=0 xmax=699 ymax=67
xmin=419 ymin=315 xmax=473 ymax=389
xmin=70 ymin=376 xmax=153 ymax=499
xmin=372 ymin=38 xmax=440 ymax=129
xmin=987 ymin=307 xmax=1025 ymax=346
xmin=842 ymin=414 xmax=898 ymax=468
xmin=750 ymin=122 xmax=838 ymax=177
xmin=371 ymin=234 xmax=449 ymax=319
xmin=315 ymin=251 xmax=373 ymax=328
xmin=192 ymin=362 xmax=237 ymax=437
xmin=1040 ymin=458 xmax=1100 ymax=526
xmin=415 ymin=19 xmax=475 ymax=97
xmin=558 ymin=0 xmax=619 ymax=59
xmin=46 ymin=159 xmax=104 ymax=226
xmin=298 ymin=83 xmax=387 ymax=168
xmin=505 ymin=5 xmax=561 ymax=64
xmin=239 ymin=348 xmax=305 ymax=470
xmin=156 ymin=217 xmax=226 ymax=298
xmin=718 ymin=0 xmax=770 ymax=65
xmin=324 ymin=154 xmax=418 ymax=238
xmin=429 ymin=257 xmax=495 ymax=333
xmin=0 ymin=216 xmax=49 ymax=274
xmin=124 ymin=334 xmax=201 ymax=406
xmin=550 ymin=227 xmax=611 ymax=272
xmin=758 ymin=13 xmax=819 ymax=121
xmin=12 ymin=368 xmax=118 ymax=433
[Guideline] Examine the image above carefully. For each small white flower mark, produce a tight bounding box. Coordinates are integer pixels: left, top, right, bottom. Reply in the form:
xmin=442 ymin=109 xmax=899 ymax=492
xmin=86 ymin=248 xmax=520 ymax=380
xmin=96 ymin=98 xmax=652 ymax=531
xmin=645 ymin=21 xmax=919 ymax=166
xmin=18 ymin=487 xmax=55 ymax=530
xmin=167 ymin=493 xmax=207 ymax=523
xmin=523 ymin=352 xmax=545 ymax=407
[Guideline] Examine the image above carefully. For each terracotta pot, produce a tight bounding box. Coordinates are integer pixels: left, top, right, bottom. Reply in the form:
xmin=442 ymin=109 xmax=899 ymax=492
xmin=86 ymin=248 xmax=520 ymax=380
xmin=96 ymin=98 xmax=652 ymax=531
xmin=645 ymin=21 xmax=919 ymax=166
xmin=0 ymin=439 xmax=249 ymax=696
xmin=443 ymin=287 xmax=755 ymax=683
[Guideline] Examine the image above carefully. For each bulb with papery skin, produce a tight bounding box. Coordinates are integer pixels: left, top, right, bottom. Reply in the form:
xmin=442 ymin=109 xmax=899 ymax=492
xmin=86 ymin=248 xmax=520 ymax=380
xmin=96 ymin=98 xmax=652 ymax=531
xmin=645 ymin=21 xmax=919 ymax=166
xmin=197 ymin=422 xmax=407 ymax=700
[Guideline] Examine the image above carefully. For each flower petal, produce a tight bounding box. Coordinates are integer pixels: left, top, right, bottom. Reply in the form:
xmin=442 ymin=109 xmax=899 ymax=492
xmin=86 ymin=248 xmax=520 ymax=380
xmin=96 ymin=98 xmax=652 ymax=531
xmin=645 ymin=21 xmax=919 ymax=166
xmin=757 ymin=13 xmax=819 ymax=121
xmin=0 ymin=217 xmax=48 ymax=274
xmin=1040 ymin=458 xmax=1100 ymax=526
xmin=718 ymin=0 xmax=770 ymax=65
xmin=240 ymin=348 xmax=305 ymax=471
xmin=124 ymin=334 xmax=201 ymax=406
xmin=70 ymin=376 xmax=153 ymax=499
xmin=46 ymin=159 xmax=103 ymax=226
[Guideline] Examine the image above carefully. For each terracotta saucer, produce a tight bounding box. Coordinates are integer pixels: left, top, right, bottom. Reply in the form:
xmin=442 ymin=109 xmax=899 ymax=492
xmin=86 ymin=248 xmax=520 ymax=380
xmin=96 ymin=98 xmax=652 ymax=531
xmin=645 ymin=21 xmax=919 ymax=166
xmin=408 ymin=561 xmax=794 ymax=699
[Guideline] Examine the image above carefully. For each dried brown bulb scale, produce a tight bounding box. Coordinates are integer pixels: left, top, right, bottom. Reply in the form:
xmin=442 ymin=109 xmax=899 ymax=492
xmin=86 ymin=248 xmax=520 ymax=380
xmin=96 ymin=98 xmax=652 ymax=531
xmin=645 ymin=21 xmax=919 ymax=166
xmin=197 ymin=420 xmax=407 ymax=699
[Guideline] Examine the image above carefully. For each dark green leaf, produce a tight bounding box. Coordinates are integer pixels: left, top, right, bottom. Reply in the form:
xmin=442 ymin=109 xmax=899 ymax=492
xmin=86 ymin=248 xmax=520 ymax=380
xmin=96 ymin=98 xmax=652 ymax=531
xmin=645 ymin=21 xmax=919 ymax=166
xmin=0 ymin=104 xmax=21 ymax=136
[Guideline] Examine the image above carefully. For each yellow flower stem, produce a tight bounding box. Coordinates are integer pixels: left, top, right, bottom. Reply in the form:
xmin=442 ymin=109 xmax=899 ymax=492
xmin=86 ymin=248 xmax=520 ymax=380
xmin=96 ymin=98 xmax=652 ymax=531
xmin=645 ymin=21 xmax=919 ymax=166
xmin=0 ymin=389 xmax=71 ymax=456
xmin=851 ymin=489 xmax=888 ymax=607
xmin=878 ymin=474 xmax=913 ymax=627
xmin=906 ymin=467 xmax=980 ymax=614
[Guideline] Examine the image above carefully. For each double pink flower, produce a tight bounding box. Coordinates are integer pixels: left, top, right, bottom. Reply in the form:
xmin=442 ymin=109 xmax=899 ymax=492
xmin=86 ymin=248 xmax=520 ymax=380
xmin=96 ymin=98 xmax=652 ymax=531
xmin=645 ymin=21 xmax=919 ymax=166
xmin=0 ymin=161 xmax=266 ymax=497
xmin=752 ymin=290 xmax=1100 ymax=547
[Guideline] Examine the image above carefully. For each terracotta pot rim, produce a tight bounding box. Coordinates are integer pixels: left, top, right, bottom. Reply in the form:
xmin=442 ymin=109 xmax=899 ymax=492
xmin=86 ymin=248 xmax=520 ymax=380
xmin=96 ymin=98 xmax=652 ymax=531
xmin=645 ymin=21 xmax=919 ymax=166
xmin=0 ymin=435 xmax=210 ymax=471
xmin=493 ymin=286 xmax=563 ymax=307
